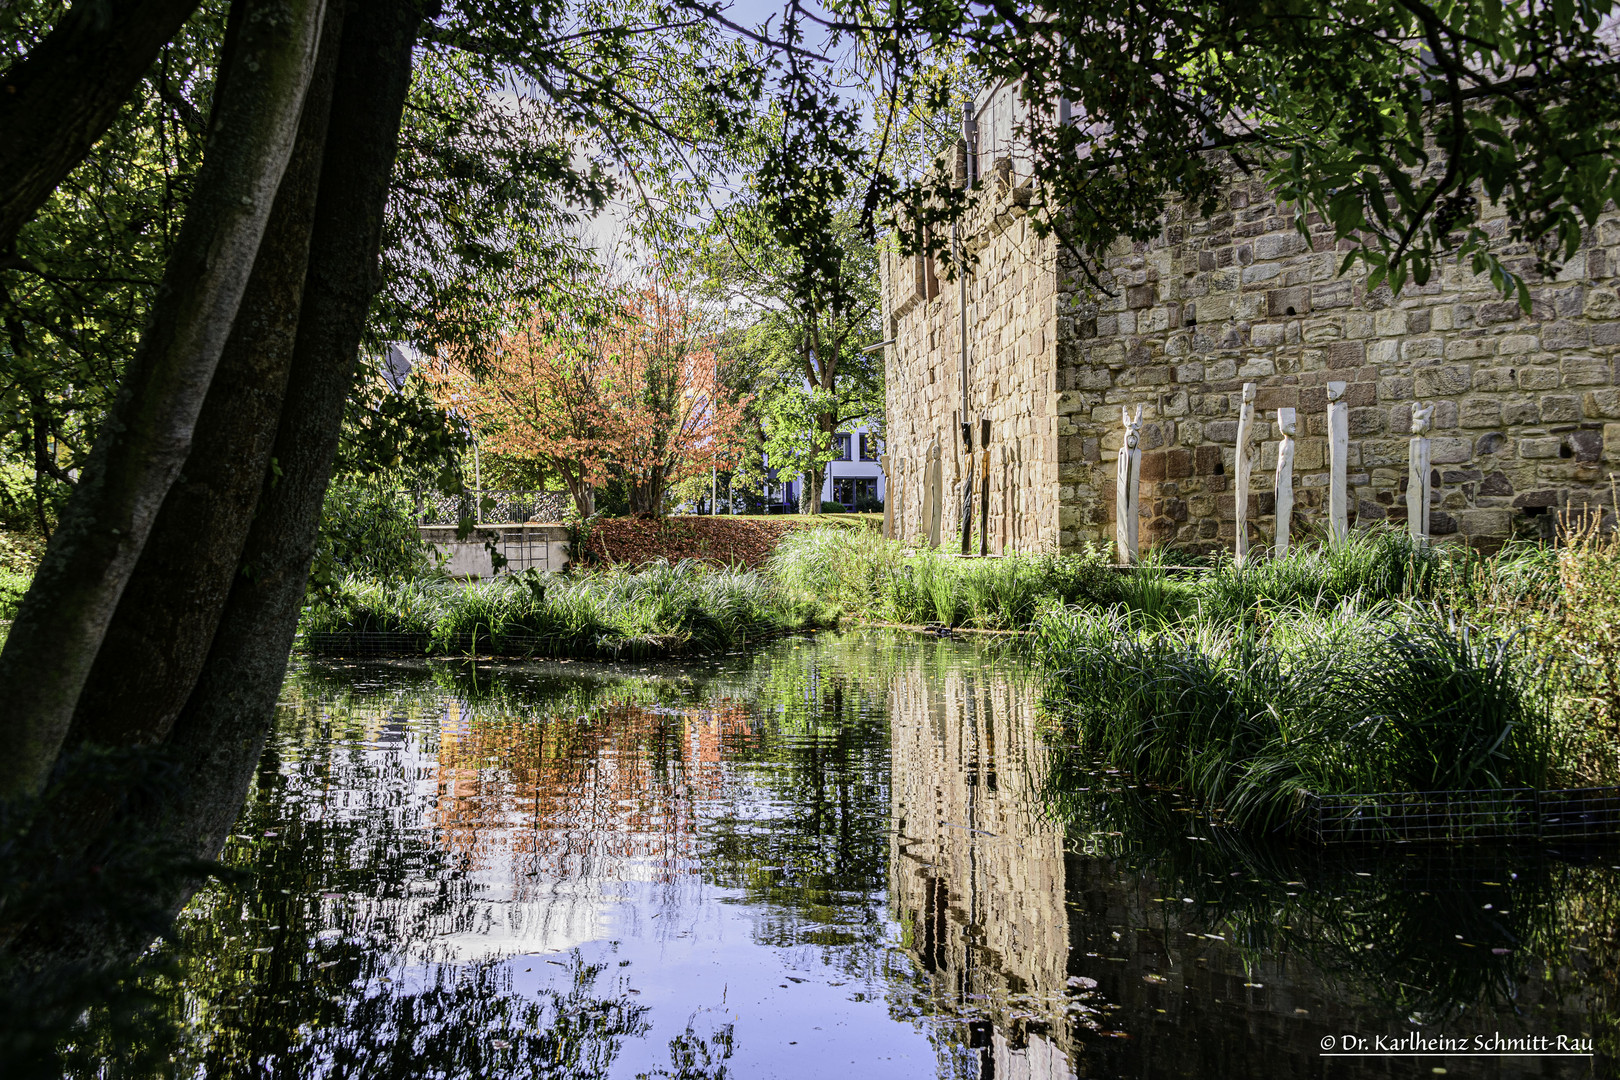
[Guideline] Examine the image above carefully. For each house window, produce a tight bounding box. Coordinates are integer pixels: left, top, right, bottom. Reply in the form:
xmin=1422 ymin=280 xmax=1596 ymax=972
xmin=833 ymin=433 xmax=852 ymax=460
xmin=834 ymin=478 xmax=879 ymax=509
xmin=859 ymin=432 xmax=879 ymax=461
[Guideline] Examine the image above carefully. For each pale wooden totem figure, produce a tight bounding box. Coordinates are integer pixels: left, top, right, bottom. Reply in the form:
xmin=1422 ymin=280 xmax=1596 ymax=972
xmin=1326 ymin=380 xmax=1349 ymax=546
xmin=925 ymin=438 xmax=943 ymax=548
xmin=879 ymin=454 xmax=893 ymax=539
xmin=1115 ymin=404 xmax=1144 ymax=564
xmin=1273 ymin=407 xmax=1298 ymax=557
xmin=1234 ymin=382 xmax=1257 ymax=566
xmin=1408 ymin=402 xmax=1435 ymax=545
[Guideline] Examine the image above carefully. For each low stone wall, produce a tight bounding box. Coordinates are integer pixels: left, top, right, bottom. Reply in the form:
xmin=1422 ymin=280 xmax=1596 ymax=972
xmin=419 ymin=524 xmax=570 ymax=580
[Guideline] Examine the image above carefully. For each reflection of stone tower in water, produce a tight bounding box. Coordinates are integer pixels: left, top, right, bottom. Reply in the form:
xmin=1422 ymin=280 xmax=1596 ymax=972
xmin=888 ymin=653 xmax=1078 ymax=1080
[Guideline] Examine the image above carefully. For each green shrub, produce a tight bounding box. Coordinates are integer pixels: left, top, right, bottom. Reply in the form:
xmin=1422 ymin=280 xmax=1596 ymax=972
xmin=0 ymin=566 xmax=29 ymax=622
xmin=311 ymin=481 xmax=435 ymax=592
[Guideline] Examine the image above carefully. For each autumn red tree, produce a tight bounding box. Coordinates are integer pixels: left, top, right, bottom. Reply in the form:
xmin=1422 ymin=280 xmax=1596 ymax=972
xmin=432 ymin=280 xmax=747 ymax=517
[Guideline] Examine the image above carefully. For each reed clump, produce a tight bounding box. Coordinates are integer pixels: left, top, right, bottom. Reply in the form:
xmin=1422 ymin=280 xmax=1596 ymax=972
xmin=1033 ymin=601 xmax=1564 ymax=832
xmin=302 ymin=558 xmax=806 ymax=658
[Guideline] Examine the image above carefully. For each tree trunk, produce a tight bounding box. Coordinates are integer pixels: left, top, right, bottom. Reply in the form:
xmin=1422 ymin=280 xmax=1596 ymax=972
xmin=0 ymin=0 xmax=325 ymax=805
xmin=38 ymin=0 xmax=347 ymax=856
xmin=0 ymin=0 xmax=205 ymax=255
xmin=133 ymin=0 xmax=422 ymax=878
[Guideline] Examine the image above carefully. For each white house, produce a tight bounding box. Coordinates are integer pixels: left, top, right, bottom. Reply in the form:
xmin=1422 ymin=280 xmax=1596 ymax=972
xmin=767 ymin=422 xmax=885 ymax=511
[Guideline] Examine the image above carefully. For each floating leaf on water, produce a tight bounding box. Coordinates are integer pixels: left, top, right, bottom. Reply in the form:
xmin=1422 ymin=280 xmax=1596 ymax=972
xmin=1067 ymin=976 xmax=1098 ymax=990
xmin=1143 ymin=974 xmax=1167 ymax=984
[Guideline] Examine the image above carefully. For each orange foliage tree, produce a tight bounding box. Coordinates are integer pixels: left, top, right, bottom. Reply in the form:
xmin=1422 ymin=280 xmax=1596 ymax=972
xmin=430 ymin=281 xmax=747 ymax=518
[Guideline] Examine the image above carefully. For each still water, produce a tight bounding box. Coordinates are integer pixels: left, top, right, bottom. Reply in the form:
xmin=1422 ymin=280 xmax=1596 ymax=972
xmin=120 ymin=633 xmax=1617 ymax=1077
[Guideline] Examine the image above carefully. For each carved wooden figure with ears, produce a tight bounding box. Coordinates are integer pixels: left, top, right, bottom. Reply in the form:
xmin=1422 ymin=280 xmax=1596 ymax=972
xmin=1408 ymin=402 xmax=1434 ymax=545
xmin=1116 ymin=404 xmax=1144 ymax=564
xmin=1274 ymin=407 xmax=1297 ymax=557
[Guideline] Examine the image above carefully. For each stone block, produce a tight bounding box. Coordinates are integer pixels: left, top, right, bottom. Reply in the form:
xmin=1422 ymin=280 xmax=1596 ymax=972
xmin=1519 ymin=437 xmax=1563 ymax=459
xmin=1165 ymin=447 xmax=1194 ymax=479
xmin=1581 ymin=386 xmax=1620 ymax=420
xmin=1348 ymin=407 xmax=1383 ymax=436
xmin=1195 ymin=445 xmax=1223 ymax=475
xmin=1256 ymin=232 xmax=1309 ymax=259
xmin=1459 ymin=399 xmax=1501 ymax=428
xmin=1205 ymin=419 xmax=1240 ymax=444
xmin=1542 ymin=321 xmax=1590 ymax=350
xmin=1414 ymin=364 xmax=1472 ymax=397
xmin=1256 ymin=386 xmax=1299 ymax=411
xmin=1313 ymin=280 xmax=1354 ymax=309
xmin=1251 ymin=323 xmax=1286 ymax=347
xmin=1512 ymin=489 xmax=1560 ymax=508
xmin=1606 ymin=423 xmax=1620 ymax=464
xmin=1565 ymin=358 xmax=1614 ymax=387
xmin=1402 ymin=337 xmax=1445 ymax=362
xmin=1326 ymin=341 xmax=1366 ymax=367
xmin=1540 ymin=395 xmax=1583 ymax=423
xmin=1566 ymin=430 xmax=1603 ymax=464
xmin=1267 ymin=286 xmax=1312 ymax=317
xmin=1430 ymin=437 xmax=1474 ymax=465
xmin=1343 ymin=382 xmax=1379 ymax=407
xmin=1478 ymin=471 xmax=1514 ymax=496
xmin=1127 ymin=284 xmax=1156 ymax=309
xmin=1453 ymin=508 xmax=1515 ymax=538
xmin=1502 ymin=399 xmax=1540 ymax=426
xmin=1518 ymin=367 xmax=1561 ymax=390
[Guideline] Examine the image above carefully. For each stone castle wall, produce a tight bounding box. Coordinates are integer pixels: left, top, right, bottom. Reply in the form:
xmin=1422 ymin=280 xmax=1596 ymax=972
xmin=883 ymin=161 xmax=1620 ymax=555
xmin=1057 ymin=173 xmax=1620 ymax=553
xmin=881 ymin=179 xmax=1062 ymax=552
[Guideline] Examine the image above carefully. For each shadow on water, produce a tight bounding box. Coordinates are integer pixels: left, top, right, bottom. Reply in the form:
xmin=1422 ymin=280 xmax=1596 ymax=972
xmin=16 ymin=633 xmax=1620 ymax=1078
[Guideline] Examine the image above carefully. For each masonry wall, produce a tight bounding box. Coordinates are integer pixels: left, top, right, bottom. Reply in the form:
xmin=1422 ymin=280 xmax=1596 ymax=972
xmin=1056 ymin=175 xmax=1620 ymax=554
xmin=882 ymin=180 xmax=1062 ymax=552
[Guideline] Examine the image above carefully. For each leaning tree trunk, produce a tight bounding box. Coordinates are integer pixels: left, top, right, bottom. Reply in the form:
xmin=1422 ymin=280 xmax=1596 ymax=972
xmin=133 ymin=0 xmax=423 ymax=881
xmin=0 ymin=0 xmax=326 ymax=805
xmin=29 ymin=0 xmax=349 ymax=871
xmin=0 ymin=0 xmax=205 ymax=256
xmin=3 ymin=0 xmax=423 ymax=983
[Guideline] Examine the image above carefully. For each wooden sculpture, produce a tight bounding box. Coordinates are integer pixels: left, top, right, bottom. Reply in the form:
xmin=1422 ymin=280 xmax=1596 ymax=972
xmin=1116 ymin=404 xmax=1143 ymax=564
xmin=1327 ymin=380 xmax=1349 ymax=546
xmin=1274 ymin=407 xmax=1297 ymax=557
xmin=1408 ymin=402 xmax=1434 ymax=546
xmin=1235 ymin=382 xmax=1257 ymax=566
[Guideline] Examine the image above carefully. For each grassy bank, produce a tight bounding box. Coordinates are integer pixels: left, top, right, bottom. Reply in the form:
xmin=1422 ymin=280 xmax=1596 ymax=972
xmin=1026 ymin=527 xmax=1620 ymax=831
xmin=302 ymin=558 xmax=813 ymax=658
xmin=768 ymin=523 xmax=1620 ymax=828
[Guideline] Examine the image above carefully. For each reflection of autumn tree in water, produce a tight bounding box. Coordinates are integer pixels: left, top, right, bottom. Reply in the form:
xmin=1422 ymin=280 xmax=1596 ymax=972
xmin=432 ymin=701 xmax=758 ymax=885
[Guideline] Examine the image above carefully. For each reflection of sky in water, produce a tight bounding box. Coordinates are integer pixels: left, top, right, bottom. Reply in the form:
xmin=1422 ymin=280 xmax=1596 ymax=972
xmin=144 ymin=634 xmax=1617 ymax=1080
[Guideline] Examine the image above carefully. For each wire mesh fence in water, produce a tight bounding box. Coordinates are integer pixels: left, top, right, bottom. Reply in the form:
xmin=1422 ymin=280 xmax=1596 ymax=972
xmin=1300 ymin=786 xmax=1620 ymax=844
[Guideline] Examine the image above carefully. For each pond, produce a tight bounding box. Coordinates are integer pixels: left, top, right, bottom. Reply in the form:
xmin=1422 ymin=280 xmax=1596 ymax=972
xmin=83 ymin=633 xmax=1617 ymax=1077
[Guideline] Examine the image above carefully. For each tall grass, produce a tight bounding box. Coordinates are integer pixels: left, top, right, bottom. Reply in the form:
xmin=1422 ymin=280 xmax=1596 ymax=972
xmin=1033 ymin=601 xmax=1561 ymax=831
xmin=302 ymin=559 xmax=805 ymax=658
xmin=767 ymin=528 xmax=1119 ymax=630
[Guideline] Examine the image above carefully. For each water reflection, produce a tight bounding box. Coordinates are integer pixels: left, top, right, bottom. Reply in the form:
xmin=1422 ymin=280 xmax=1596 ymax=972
xmin=55 ymin=635 xmax=1619 ymax=1078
